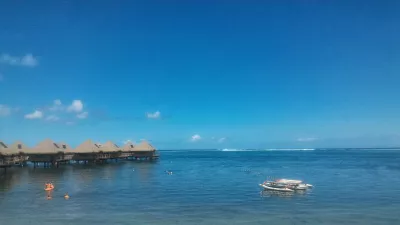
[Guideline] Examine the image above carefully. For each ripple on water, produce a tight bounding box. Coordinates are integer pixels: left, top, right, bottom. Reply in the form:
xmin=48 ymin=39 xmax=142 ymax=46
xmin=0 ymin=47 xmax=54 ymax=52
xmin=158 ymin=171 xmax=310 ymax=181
xmin=1 ymin=150 xmax=400 ymax=225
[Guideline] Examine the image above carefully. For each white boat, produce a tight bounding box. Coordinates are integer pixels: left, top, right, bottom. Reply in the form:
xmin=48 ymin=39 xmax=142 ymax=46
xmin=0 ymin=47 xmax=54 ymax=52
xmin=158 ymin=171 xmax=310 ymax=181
xmin=259 ymin=184 xmax=294 ymax=192
xmin=260 ymin=179 xmax=313 ymax=192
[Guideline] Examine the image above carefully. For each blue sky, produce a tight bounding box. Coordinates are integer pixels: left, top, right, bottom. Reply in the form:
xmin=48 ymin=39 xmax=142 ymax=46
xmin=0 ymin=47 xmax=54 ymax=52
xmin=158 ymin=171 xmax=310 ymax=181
xmin=1 ymin=1 xmax=400 ymax=149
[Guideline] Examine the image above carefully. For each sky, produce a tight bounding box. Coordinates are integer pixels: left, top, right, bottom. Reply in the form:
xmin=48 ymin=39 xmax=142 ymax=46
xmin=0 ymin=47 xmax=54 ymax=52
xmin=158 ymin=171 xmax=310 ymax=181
xmin=0 ymin=0 xmax=400 ymax=149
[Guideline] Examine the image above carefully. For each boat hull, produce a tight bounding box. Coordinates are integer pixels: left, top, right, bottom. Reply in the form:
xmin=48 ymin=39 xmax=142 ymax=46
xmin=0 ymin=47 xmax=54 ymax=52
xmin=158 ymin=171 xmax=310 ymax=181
xmin=259 ymin=184 xmax=294 ymax=192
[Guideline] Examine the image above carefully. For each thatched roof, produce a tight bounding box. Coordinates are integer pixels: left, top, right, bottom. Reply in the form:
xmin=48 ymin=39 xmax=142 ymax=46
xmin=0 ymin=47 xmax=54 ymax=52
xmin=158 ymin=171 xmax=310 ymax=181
xmin=0 ymin=140 xmax=13 ymax=155
xmin=8 ymin=141 xmax=30 ymax=154
xmin=0 ymin=141 xmax=8 ymax=148
xmin=58 ymin=141 xmax=73 ymax=153
xmin=30 ymin=139 xmax=63 ymax=154
xmin=74 ymin=139 xmax=100 ymax=153
xmin=99 ymin=141 xmax=121 ymax=152
xmin=132 ymin=140 xmax=156 ymax=152
xmin=122 ymin=141 xmax=136 ymax=151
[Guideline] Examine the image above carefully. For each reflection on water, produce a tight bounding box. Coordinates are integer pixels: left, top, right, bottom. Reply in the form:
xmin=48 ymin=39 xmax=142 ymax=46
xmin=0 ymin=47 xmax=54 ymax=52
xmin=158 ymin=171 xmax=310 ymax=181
xmin=0 ymin=161 xmax=159 ymax=197
xmin=260 ymin=190 xmax=309 ymax=198
xmin=0 ymin=168 xmax=25 ymax=193
xmin=46 ymin=190 xmax=53 ymax=200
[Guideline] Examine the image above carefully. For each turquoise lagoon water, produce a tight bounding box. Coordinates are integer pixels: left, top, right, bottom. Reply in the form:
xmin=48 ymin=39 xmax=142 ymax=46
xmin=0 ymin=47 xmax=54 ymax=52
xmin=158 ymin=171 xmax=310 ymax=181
xmin=0 ymin=149 xmax=400 ymax=225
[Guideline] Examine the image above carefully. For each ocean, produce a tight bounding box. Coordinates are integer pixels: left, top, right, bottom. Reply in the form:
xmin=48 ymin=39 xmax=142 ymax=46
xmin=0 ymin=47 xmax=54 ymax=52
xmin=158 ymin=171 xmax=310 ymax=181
xmin=0 ymin=149 xmax=400 ymax=225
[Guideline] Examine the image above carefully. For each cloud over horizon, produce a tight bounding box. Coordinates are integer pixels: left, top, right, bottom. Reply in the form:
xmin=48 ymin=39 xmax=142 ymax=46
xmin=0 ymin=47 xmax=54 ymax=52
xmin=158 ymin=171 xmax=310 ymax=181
xmin=191 ymin=134 xmax=201 ymax=142
xmin=0 ymin=105 xmax=11 ymax=117
xmin=297 ymin=137 xmax=318 ymax=142
xmin=67 ymin=100 xmax=84 ymax=113
xmin=77 ymin=111 xmax=88 ymax=119
xmin=45 ymin=115 xmax=60 ymax=122
xmin=49 ymin=99 xmax=64 ymax=111
xmin=0 ymin=53 xmax=38 ymax=67
xmin=24 ymin=110 xmax=43 ymax=119
xmin=19 ymin=99 xmax=89 ymax=122
xmin=146 ymin=111 xmax=161 ymax=119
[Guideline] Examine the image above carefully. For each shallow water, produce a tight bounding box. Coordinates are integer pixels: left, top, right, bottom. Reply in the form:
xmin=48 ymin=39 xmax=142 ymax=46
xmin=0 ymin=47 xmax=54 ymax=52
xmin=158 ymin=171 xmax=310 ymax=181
xmin=1 ymin=149 xmax=400 ymax=225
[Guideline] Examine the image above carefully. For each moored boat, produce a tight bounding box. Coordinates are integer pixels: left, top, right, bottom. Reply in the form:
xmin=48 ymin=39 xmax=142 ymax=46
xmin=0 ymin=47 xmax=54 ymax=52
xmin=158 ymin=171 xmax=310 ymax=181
xmin=259 ymin=178 xmax=313 ymax=192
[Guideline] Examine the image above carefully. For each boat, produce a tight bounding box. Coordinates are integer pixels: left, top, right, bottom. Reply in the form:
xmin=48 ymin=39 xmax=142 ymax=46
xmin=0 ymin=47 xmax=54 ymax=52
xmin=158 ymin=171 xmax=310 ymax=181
xmin=259 ymin=183 xmax=294 ymax=192
xmin=260 ymin=178 xmax=313 ymax=192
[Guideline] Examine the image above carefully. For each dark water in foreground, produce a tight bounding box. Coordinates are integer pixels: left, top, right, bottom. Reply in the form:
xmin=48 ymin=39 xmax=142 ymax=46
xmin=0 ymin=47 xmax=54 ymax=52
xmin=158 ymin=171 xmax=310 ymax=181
xmin=1 ymin=149 xmax=400 ymax=225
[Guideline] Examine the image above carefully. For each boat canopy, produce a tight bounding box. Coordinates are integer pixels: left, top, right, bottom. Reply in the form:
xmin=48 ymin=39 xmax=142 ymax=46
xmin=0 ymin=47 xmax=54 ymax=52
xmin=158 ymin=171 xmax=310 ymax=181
xmin=275 ymin=179 xmax=303 ymax=184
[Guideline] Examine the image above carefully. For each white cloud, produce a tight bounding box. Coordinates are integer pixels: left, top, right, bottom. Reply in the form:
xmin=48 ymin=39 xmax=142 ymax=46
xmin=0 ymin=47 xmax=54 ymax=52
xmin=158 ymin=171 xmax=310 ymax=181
xmin=190 ymin=134 xmax=201 ymax=142
xmin=76 ymin=111 xmax=88 ymax=119
xmin=297 ymin=137 xmax=317 ymax=142
xmin=146 ymin=111 xmax=161 ymax=119
xmin=0 ymin=53 xmax=38 ymax=67
xmin=20 ymin=54 xmax=38 ymax=67
xmin=67 ymin=100 xmax=83 ymax=113
xmin=49 ymin=99 xmax=64 ymax=111
xmin=24 ymin=110 xmax=43 ymax=119
xmin=218 ymin=137 xmax=226 ymax=143
xmin=0 ymin=54 xmax=18 ymax=65
xmin=45 ymin=115 xmax=59 ymax=121
xmin=0 ymin=105 xmax=11 ymax=117
xmin=54 ymin=99 xmax=62 ymax=105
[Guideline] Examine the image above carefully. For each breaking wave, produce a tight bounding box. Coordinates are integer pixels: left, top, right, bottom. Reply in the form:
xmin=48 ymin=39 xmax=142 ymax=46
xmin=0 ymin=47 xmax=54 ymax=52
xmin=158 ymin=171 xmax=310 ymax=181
xmin=264 ymin=148 xmax=315 ymax=151
xmin=221 ymin=148 xmax=255 ymax=152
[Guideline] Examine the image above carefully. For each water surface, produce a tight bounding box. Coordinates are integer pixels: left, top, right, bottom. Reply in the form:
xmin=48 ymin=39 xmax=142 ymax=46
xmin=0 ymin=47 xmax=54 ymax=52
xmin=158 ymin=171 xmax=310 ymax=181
xmin=1 ymin=149 xmax=399 ymax=225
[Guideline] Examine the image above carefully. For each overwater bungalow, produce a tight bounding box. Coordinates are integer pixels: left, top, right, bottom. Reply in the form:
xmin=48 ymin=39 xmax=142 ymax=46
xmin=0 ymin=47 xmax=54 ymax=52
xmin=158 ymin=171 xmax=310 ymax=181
xmin=0 ymin=141 xmax=11 ymax=166
xmin=121 ymin=141 xmax=136 ymax=158
xmin=0 ymin=141 xmax=24 ymax=166
xmin=1 ymin=138 xmax=159 ymax=169
xmin=99 ymin=141 xmax=122 ymax=159
xmin=28 ymin=139 xmax=66 ymax=166
xmin=73 ymin=139 xmax=102 ymax=162
xmin=58 ymin=141 xmax=74 ymax=161
xmin=131 ymin=140 xmax=159 ymax=160
xmin=6 ymin=141 xmax=30 ymax=164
